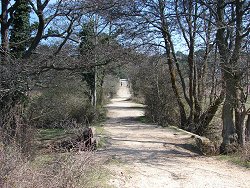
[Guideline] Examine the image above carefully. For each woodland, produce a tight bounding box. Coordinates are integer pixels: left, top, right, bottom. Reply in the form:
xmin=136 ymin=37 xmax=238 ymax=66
xmin=0 ymin=0 xmax=249 ymax=187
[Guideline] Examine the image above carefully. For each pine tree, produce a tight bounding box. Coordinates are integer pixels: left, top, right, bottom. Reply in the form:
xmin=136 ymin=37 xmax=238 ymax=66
xmin=9 ymin=0 xmax=30 ymax=58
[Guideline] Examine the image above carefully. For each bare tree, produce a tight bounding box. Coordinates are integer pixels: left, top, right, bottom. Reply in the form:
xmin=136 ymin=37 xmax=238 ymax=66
xmin=94 ymin=0 xmax=225 ymax=135
xmin=209 ymin=0 xmax=249 ymax=151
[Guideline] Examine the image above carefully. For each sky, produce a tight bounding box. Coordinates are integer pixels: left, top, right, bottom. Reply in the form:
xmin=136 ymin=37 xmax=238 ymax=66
xmin=3 ymin=0 xmax=189 ymax=53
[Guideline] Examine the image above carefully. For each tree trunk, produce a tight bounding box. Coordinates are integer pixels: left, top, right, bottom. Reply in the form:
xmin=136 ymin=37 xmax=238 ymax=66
xmin=246 ymin=114 xmax=250 ymax=142
xmin=195 ymin=91 xmax=224 ymax=135
xmin=97 ymin=73 xmax=105 ymax=106
xmin=0 ymin=0 xmax=9 ymax=61
xmin=235 ymin=111 xmax=246 ymax=146
xmin=235 ymin=86 xmax=246 ymax=146
xmin=158 ymin=0 xmax=187 ymax=128
xmin=221 ymin=70 xmax=237 ymax=153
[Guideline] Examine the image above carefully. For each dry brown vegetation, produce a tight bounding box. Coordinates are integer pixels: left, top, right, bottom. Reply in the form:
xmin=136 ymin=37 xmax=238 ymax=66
xmin=0 ymin=143 xmax=110 ymax=188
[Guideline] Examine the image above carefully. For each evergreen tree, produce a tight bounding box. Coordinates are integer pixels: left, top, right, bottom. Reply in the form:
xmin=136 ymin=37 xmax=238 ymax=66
xmin=79 ymin=21 xmax=95 ymax=55
xmin=79 ymin=21 xmax=96 ymax=105
xmin=9 ymin=0 xmax=30 ymax=58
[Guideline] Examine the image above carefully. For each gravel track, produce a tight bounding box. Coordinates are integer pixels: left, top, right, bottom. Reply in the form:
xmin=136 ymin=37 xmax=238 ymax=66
xmin=98 ymin=86 xmax=250 ymax=188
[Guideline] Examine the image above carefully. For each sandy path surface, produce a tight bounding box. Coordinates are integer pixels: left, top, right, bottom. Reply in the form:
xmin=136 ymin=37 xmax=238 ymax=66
xmin=98 ymin=86 xmax=250 ymax=188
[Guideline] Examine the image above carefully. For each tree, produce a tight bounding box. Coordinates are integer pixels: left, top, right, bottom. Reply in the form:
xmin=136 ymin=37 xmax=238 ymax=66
xmin=94 ymin=1 xmax=250 ymax=150
xmin=98 ymin=0 xmax=224 ymax=134
xmin=0 ymin=0 xmax=83 ymax=149
xmin=0 ymin=0 xmax=21 ymax=60
xmin=210 ymin=0 xmax=250 ymax=152
xmin=78 ymin=18 xmax=129 ymax=106
xmin=79 ymin=20 xmax=96 ymax=106
xmin=9 ymin=0 xmax=31 ymax=58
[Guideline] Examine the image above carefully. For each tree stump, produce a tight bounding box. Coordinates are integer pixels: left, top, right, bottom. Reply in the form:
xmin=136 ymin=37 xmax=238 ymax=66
xmin=81 ymin=127 xmax=96 ymax=151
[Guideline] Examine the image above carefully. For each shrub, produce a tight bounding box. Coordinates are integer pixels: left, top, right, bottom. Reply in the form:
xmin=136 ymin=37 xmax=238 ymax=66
xmin=0 ymin=143 xmax=24 ymax=187
xmin=129 ymin=56 xmax=180 ymax=127
xmin=1 ymin=143 xmax=106 ymax=188
xmin=28 ymin=82 xmax=96 ymax=128
xmin=102 ymin=75 xmax=119 ymax=103
xmin=237 ymin=143 xmax=250 ymax=167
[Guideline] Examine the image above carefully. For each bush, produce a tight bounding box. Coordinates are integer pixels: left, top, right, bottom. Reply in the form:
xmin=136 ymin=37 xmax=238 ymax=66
xmin=0 ymin=143 xmax=107 ymax=188
xmin=237 ymin=143 xmax=250 ymax=167
xmin=28 ymin=81 xmax=96 ymax=128
xmin=0 ymin=143 xmax=24 ymax=187
xmin=129 ymin=56 xmax=180 ymax=127
xmin=101 ymin=75 xmax=119 ymax=103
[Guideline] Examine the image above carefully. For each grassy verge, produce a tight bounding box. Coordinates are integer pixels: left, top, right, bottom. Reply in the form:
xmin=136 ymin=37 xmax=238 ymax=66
xmin=86 ymin=165 xmax=113 ymax=188
xmin=2 ymin=124 xmax=113 ymax=188
xmin=37 ymin=128 xmax=74 ymax=141
xmin=218 ymin=154 xmax=250 ymax=168
xmin=2 ymin=150 xmax=113 ymax=188
xmin=94 ymin=125 xmax=110 ymax=149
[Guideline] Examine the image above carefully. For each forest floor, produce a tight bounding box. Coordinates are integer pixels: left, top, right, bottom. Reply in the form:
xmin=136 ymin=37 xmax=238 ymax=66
xmin=97 ymin=85 xmax=250 ymax=188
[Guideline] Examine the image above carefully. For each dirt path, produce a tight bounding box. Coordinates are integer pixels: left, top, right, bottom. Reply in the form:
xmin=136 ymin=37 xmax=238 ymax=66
xmin=99 ymin=86 xmax=250 ymax=188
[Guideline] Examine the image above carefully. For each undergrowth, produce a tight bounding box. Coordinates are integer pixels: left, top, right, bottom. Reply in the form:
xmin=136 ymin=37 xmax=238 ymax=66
xmin=0 ymin=144 xmax=112 ymax=188
xmin=218 ymin=143 xmax=250 ymax=168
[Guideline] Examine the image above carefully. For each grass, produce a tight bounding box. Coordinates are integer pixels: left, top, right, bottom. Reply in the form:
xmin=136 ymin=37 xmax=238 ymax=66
xmin=85 ymin=166 xmax=113 ymax=188
xmin=32 ymin=154 xmax=55 ymax=167
xmin=32 ymin=126 xmax=113 ymax=187
xmin=94 ymin=125 xmax=110 ymax=149
xmin=218 ymin=154 xmax=250 ymax=168
xmin=133 ymin=115 xmax=151 ymax=123
xmin=36 ymin=124 xmax=110 ymax=150
xmin=37 ymin=128 xmax=74 ymax=141
xmin=2 ymin=151 xmax=113 ymax=188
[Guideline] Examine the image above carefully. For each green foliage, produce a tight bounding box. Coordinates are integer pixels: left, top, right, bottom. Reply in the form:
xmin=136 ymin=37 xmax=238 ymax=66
xmin=79 ymin=21 xmax=95 ymax=55
xmin=82 ymin=71 xmax=95 ymax=93
xmin=218 ymin=154 xmax=250 ymax=168
xmin=95 ymin=105 xmax=107 ymax=121
xmin=79 ymin=21 xmax=96 ymax=103
xmin=9 ymin=0 xmax=31 ymax=58
xmin=135 ymin=116 xmax=150 ymax=123
xmin=37 ymin=128 xmax=72 ymax=141
xmin=30 ymin=22 xmax=39 ymax=32
xmin=27 ymin=70 xmax=110 ymax=129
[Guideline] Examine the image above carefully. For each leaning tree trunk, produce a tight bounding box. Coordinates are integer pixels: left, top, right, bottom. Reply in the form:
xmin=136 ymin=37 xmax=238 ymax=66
xmin=158 ymin=1 xmax=187 ymax=128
